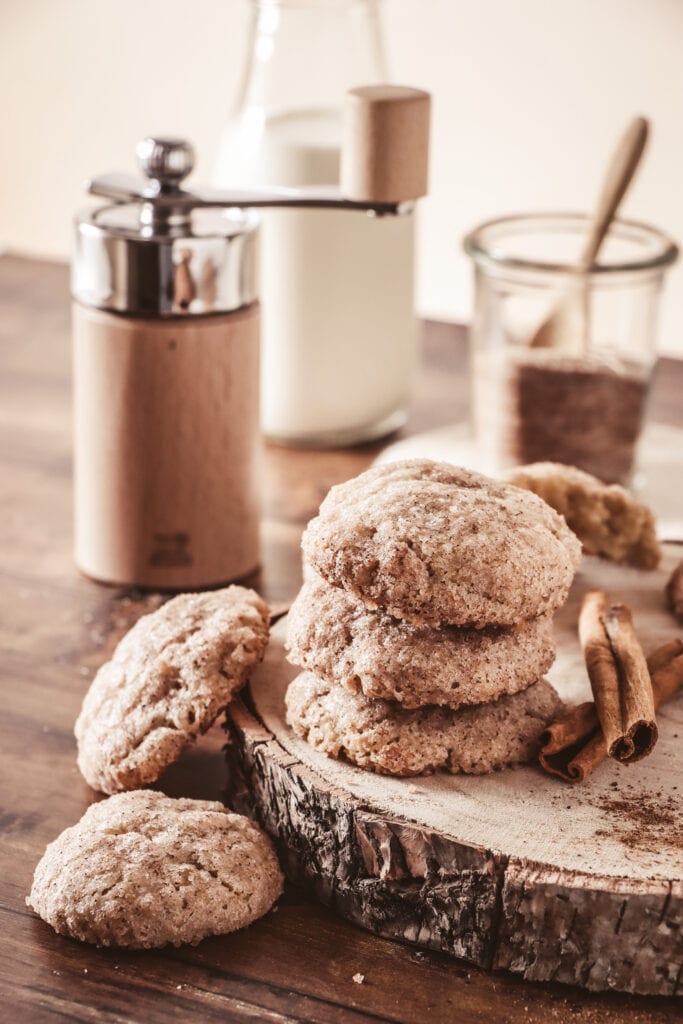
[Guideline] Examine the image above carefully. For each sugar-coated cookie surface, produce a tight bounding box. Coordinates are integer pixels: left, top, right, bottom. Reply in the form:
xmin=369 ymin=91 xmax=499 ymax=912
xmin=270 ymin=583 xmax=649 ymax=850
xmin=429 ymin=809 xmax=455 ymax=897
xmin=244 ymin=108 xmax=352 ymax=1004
xmin=76 ymin=587 xmax=269 ymax=794
xmin=287 ymin=575 xmax=556 ymax=709
xmin=504 ymin=461 xmax=661 ymax=570
xmin=302 ymin=460 xmax=581 ymax=627
xmin=285 ymin=671 xmax=563 ymax=776
xmin=27 ymin=791 xmax=283 ymax=948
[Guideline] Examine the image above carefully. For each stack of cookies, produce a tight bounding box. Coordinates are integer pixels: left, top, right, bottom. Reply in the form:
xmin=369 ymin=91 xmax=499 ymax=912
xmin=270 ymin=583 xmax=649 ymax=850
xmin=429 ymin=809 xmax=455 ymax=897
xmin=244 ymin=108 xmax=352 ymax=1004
xmin=285 ymin=460 xmax=582 ymax=776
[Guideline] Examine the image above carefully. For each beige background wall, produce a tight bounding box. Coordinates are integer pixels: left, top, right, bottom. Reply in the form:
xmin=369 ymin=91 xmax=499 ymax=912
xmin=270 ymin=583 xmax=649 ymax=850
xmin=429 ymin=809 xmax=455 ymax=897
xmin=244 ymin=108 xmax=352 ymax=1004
xmin=2 ymin=0 xmax=682 ymax=355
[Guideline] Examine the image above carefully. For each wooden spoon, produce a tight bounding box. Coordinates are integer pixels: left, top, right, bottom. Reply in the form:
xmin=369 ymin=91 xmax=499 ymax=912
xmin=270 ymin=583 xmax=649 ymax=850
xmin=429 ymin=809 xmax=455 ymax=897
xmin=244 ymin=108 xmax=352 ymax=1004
xmin=529 ymin=116 xmax=649 ymax=353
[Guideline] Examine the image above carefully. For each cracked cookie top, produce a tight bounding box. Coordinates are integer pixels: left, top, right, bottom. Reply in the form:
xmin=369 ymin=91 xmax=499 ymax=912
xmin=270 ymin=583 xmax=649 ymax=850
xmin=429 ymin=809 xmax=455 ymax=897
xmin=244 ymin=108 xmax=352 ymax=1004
xmin=302 ymin=459 xmax=581 ymax=628
xmin=75 ymin=587 xmax=269 ymax=794
xmin=27 ymin=790 xmax=283 ymax=948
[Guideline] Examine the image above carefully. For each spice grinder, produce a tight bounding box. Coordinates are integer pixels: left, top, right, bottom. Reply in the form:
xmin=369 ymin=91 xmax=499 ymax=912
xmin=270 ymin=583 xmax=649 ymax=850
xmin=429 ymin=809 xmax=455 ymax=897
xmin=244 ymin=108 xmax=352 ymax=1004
xmin=72 ymin=86 xmax=430 ymax=589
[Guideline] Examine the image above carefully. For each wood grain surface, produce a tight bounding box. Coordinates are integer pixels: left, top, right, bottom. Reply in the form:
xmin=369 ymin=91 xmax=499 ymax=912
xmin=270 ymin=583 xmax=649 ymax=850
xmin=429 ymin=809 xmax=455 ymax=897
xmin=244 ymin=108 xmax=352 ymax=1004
xmin=1 ymin=253 xmax=681 ymax=1023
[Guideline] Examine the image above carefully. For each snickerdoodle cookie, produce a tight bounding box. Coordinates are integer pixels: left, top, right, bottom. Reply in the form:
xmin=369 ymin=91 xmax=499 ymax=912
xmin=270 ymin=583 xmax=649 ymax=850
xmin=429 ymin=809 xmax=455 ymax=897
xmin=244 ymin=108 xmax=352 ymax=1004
xmin=285 ymin=671 xmax=563 ymax=776
xmin=504 ymin=462 xmax=660 ymax=569
xmin=302 ymin=460 xmax=581 ymax=627
xmin=76 ymin=587 xmax=269 ymax=794
xmin=286 ymin=575 xmax=556 ymax=709
xmin=27 ymin=791 xmax=283 ymax=948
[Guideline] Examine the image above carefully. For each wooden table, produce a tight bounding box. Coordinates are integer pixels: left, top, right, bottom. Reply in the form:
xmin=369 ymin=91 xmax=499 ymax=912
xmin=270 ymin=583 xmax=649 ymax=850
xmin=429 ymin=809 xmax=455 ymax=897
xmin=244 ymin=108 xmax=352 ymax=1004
xmin=1 ymin=253 xmax=680 ymax=1024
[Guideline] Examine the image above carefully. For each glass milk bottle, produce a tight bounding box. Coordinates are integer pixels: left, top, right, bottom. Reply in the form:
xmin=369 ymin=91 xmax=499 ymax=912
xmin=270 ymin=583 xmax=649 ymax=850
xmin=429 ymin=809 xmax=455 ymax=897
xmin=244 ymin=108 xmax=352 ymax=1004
xmin=214 ymin=0 xmax=418 ymax=446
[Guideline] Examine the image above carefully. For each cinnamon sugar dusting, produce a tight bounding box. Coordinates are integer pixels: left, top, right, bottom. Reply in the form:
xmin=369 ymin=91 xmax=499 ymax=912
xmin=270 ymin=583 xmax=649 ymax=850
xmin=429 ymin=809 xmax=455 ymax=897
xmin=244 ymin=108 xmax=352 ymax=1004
xmin=593 ymin=792 xmax=683 ymax=852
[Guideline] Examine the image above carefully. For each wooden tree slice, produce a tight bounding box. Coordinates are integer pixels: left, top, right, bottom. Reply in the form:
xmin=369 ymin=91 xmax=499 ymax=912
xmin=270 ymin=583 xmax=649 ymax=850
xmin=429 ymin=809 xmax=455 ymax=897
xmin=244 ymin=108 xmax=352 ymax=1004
xmin=226 ymin=548 xmax=683 ymax=996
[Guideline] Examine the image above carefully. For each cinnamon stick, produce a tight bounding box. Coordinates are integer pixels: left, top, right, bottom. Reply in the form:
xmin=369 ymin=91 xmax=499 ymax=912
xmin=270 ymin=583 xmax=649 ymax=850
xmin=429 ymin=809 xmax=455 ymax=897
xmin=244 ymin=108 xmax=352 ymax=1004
xmin=647 ymin=638 xmax=683 ymax=678
xmin=578 ymin=590 xmax=657 ymax=762
xmin=648 ymin=643 xmax=683 ymax=705
xmin=539 ymin=638 xmax=683 ymax=782
xmin=539 ymin=703 xmax=604 ymax=782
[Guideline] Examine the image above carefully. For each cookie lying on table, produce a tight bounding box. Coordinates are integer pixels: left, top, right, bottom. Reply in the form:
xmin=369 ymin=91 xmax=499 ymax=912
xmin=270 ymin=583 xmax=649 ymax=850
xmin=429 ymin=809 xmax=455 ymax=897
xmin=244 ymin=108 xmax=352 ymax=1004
xmin=27 ymin=791 xmax=283 ymax=948
xmin=286 ymin=671 xmax=563 ymax=777
xmin=76 ymin=587 xmax=269 ymax=794
xmin=504 ymin=461 xmax=661 ymax=570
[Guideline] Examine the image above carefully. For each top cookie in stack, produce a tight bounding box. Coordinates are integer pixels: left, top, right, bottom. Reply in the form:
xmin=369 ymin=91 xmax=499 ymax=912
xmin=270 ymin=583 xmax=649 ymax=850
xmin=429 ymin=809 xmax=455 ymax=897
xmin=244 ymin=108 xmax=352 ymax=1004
xmin=285 ymin=460 xmax=581 ymax=777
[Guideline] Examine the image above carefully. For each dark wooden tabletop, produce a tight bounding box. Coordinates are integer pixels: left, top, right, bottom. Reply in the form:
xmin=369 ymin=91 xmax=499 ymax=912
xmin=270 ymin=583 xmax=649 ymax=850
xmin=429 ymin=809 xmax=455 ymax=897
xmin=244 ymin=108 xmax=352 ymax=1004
xmin=1 ymin=253 xmax=681 ymax=1024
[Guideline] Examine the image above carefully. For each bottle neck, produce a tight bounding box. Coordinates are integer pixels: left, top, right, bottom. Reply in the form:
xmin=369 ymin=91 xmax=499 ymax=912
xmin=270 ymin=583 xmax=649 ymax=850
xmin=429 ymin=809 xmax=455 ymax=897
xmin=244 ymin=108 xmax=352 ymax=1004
xmin=235 ymin=0 xmax=387 ymax=116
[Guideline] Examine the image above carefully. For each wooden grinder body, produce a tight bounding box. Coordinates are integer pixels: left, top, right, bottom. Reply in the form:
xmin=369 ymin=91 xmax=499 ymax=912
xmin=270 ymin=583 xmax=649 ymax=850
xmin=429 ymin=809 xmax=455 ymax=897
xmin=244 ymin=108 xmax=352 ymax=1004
xmin=72 ymin=302 xmax=260 ymax=589
xmin=71 ymin=93 xmax=433 ymax=589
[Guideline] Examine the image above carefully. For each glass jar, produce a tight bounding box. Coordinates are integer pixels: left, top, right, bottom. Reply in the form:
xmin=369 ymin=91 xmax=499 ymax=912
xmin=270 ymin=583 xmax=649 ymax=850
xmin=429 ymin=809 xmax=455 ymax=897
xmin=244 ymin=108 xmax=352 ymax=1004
xmin=464 ymin=214 xmax=678 ymax=485
xmin=214 ymin=0 xmax=418 ymax=447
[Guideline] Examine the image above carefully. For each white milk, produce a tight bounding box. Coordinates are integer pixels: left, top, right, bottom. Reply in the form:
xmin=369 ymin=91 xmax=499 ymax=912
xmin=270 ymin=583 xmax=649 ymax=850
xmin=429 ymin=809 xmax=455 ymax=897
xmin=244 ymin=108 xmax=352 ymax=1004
xmin=214 ymin=108 xmax=417 ymax=444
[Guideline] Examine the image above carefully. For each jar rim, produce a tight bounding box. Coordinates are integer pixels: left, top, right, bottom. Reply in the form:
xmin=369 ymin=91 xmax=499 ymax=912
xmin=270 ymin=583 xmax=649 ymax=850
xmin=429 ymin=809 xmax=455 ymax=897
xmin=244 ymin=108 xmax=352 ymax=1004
xmin=463 ymin=212 xmax=679 ymax=276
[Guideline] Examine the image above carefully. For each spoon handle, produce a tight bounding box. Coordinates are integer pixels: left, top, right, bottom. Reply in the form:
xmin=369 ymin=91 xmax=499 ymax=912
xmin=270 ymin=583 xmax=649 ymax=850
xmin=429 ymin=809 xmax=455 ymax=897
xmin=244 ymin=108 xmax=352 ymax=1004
xmin=580 ymin=116 xmax=649 ymax=268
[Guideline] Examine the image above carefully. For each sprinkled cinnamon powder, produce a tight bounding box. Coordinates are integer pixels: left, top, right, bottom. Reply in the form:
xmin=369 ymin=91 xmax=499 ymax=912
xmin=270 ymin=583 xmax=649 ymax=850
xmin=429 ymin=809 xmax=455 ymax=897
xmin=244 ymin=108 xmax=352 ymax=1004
xmin=593 ymin=793 xmax=682 ymax=851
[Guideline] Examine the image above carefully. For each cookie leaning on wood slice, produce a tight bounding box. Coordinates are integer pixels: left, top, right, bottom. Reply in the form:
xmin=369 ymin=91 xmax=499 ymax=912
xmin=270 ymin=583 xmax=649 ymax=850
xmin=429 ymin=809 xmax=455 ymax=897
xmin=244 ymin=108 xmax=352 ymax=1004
xmin=287 ymin=574 xmax=557 ymax=709
xmin=302 ymin=459 xmax=582 ymax=628
xmin=503 ymin=462 xmax=661 ymax=569
xmin=27 ymin=791 xmax=283 ymax=948
xmin=75 ymin=586 xmax=270 ymax=794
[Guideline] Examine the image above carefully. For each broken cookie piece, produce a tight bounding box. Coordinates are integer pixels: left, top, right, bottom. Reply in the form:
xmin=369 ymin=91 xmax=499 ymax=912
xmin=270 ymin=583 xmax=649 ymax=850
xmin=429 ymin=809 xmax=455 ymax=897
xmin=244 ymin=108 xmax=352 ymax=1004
xmin=505 ymin=462 xmax=661 ymax=570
